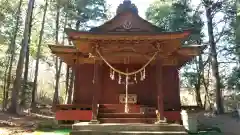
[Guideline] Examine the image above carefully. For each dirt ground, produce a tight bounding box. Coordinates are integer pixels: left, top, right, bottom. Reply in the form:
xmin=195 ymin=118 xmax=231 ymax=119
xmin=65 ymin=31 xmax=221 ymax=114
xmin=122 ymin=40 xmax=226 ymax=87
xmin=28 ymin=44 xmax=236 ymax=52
xmin=0 ymin=111 xmax=240 ymax=135
xmin=0 ymin=112 xmax=54 ymax=135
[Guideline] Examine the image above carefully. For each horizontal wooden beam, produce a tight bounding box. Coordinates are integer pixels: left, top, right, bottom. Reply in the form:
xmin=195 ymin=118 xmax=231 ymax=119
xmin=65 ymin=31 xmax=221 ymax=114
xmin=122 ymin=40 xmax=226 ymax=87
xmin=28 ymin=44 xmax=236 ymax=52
xmin=177 ymin=48 xmax=200 ymax=56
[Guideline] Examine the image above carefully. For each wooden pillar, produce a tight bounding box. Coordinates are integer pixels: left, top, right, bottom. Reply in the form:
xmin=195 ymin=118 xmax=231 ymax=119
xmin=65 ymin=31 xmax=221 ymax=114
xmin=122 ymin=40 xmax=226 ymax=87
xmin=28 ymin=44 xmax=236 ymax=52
xmin=176 ymin=68 xmax=181 ymax=110
xmin=90 ymin=61 xmax=102 ymax=124
xmin=156 ymin=61 xmax=164 ymax=120
xmin=72 ymin=59 xmax=79 ymax=104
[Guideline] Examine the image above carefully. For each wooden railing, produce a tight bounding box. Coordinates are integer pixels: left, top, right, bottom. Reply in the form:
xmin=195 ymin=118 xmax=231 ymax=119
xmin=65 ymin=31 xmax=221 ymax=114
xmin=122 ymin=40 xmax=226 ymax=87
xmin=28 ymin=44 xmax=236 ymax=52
xmin=55 ymin=104 xmax=92 ymax=121
xmin=55 ymin=104 xmax=92 ymax=110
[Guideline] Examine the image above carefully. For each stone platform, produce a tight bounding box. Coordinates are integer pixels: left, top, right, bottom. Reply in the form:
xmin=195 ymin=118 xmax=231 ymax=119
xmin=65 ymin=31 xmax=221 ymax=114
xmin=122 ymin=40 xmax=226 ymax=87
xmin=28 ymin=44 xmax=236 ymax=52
xmin=70 ymin=123 xmax=188 ymax=135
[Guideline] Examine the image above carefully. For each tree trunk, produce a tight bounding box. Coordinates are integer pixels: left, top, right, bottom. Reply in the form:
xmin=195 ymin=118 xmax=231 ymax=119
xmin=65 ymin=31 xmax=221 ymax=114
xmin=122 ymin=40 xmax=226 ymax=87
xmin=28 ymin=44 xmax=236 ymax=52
xmin=3 ymin=0 xmax=23 ymax=110
xmin=21 ymin=0 xmax=35 ymax=106
xmin=8 ymin=0 xmax=35 ymax=114
xmin=2 ymin=57 xmax=11 ymax=111
xmin=21 ymin=45 xmax=30 ymax=108
xmin=205 ymin=7 xmax=224 ymax=114
xmin=53 ymin=61 xmax=62 ymax=106
xmin=67 ymin=69 xmax=74 ymax=104
xmin=31 ymin=0 xmax=48 ymax=111
xmin=203 ymin=63 xmax=211 ymax=110
xmin=195 ymin=81 xmax=202 ymax=107
xmin=52 ymin=0 xmax=61 ymax=107
xmin=195 ymin=56 xmax=204 ymax=108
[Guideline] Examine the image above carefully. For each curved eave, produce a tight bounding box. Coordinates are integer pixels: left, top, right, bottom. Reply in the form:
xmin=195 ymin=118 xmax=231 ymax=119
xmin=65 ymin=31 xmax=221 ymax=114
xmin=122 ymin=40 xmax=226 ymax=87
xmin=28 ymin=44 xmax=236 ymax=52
xmin=48 ymin=45 xmax=87 ymax=66
xmin=177 ymin=45 xmax=207 ymax=68
xmin=65 ymin=28 xmax=191 ymax=41
xmin=48 ymin=44 xmax=78 ymax=53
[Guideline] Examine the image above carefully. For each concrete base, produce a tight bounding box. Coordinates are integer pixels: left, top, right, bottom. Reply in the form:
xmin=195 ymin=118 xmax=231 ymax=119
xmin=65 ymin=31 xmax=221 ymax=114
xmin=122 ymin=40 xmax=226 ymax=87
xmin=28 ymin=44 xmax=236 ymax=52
xmin=71 ymin=123 xmax=187 ymax=135
xmin=89 ymin=120 xmax=100 ymax=124
xmin=154 ymin=119 xmax=167 ymax=125
xmin=71 ymin=130 xmax=188 ymax=135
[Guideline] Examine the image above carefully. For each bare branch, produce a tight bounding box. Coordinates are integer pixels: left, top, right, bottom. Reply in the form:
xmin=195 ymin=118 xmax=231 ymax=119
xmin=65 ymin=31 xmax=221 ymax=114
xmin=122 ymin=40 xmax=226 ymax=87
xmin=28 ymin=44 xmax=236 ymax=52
xmin=218 ymin=61 xmax=238 ymax=64
xmin=215 ymin=21 xmax=228 ymax=43
xmin=213 ymin=18 xmax=227 ymax=28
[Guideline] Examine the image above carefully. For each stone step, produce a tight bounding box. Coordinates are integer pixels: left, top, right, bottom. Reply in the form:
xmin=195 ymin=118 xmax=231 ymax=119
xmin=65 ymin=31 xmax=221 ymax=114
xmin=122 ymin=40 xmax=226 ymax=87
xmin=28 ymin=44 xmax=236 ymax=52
xmin=98 ymin=107 xmax=140 ymax=113
xmin=70 ymin=130 xmax=188 ymax=135
xmin=98 ymin=113 xmax=156 ymax=118
xmin=99 ymin=118 xmax=156 ymax=124
xmin=98 ymin=104 xmax=143 ymax=113
xmin=72 ymin=123 xmax=186 ymax=132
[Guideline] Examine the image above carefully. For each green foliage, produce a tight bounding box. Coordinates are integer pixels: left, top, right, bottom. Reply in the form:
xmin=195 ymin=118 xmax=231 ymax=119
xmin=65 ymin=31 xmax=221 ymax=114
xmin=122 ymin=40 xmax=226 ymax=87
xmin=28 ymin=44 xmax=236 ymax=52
xmin=116 ymin=0 xmax=138 ymax=14
xmin=238 ymin=0 xmax=240 ymax=16
xmin=224 ymin=1 xmax=240 ymax=91
xmin=181 ymin=70 xmax=198 ymax=88
xmin=62 ymin=0 xmax=108 ymax=29
xmin=146 ymin=0 xmax=204 ymax=44
xmin=227 ymin=67 xmax=240 ymax=90
xmin=0 ymin=12 xmax=5 ymax=22
xmin=146 ymin=1 xmax=172 ymax=30
xmin=0 ymin=0 xmax=23 ymax=45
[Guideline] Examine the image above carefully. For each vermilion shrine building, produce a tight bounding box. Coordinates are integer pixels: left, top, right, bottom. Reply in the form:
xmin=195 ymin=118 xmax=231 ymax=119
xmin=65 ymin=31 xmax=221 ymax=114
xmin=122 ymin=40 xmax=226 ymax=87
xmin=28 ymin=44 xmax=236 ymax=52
xmin=49 ymin=0 xmax=205 ymax=124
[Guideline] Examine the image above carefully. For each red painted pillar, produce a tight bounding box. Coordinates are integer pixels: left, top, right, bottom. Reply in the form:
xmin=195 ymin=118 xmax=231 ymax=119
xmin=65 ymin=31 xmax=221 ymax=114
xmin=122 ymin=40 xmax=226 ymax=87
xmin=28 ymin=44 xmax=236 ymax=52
xmin=156 ymin=61 xmax=164 ymax=120
xmin=90 ymin=61 xmax=102 ymax=124
xmin=72 ymin=60 xmax=79 ymax=104
xmin=175 ymin=68 xmax=181 ymax=111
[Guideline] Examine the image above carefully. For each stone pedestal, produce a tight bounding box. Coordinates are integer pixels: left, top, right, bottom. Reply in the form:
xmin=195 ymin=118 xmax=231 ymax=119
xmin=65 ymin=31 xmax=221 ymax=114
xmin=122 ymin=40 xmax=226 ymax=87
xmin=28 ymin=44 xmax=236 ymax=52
xmin=181 ymin=110 xmax=198 ymax=133
xmin=237 ymin=109 xmax=240 ymax=116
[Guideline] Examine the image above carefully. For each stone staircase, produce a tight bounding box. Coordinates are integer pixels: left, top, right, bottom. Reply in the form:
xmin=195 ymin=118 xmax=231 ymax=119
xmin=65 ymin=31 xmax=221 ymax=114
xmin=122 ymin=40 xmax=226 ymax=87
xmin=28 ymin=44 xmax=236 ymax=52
xmin=70 ymin=104 xmax=187 ymax=134
xmin=97 ymin=104 xmax=156 ymax=124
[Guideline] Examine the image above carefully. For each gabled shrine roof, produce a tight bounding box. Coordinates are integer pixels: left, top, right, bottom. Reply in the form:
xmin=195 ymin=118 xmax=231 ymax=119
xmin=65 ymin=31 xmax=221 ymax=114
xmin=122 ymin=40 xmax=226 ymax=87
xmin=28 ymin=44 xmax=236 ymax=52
xmin=90 ymin=0 xmax=162 ymax=33
xmin=48 ymin=0 xmax=206 ymax=67
xmin=89 ymin=12 xmax=164 ymax=33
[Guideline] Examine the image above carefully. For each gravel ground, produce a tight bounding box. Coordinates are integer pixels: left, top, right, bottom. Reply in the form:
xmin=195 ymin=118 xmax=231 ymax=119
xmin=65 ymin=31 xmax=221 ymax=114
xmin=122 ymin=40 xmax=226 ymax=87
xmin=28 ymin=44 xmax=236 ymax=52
xmin=0 ymin=112 xmax=54 ymax=135
xmin=197 ymin=112 xmax=240 ymax=135
xmin=0 ymin=112 xmax=240 ymax=135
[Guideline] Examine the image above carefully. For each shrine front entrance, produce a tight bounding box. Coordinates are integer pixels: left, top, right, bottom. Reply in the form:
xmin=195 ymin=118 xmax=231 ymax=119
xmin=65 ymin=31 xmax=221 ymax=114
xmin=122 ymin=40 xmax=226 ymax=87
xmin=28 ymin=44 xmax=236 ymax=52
xmin=98 ymin=64 xmax=157 ymax=107
xmin=49 ymin=0 xmax=205 ymax=124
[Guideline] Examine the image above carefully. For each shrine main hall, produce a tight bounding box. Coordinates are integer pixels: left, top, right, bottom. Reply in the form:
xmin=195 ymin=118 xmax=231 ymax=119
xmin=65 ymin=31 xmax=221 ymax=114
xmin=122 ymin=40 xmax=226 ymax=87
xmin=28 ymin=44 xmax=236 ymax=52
xmin=49 ymin=0 xmax=205 ymax=124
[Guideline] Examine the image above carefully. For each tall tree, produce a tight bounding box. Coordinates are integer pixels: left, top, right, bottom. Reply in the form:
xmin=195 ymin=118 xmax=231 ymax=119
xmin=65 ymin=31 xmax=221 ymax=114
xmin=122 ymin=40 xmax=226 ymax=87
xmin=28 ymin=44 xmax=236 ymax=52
xmin=21 ymin=0 xmax=35 ymax=108
xmin=8 ymin=0 xmax=35 ymax=114
xmin=31 ymin=0 xmax=49 ymax=110
xmin=2 ymin=0 xmax=23 ymax=110
xmin=202 ymin=0 xmax=229 ymax=114
xmin=227 ymin=1 xmax=240 ymax=91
